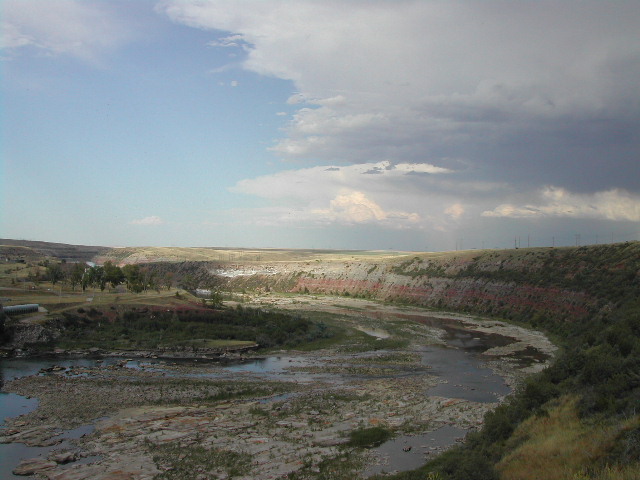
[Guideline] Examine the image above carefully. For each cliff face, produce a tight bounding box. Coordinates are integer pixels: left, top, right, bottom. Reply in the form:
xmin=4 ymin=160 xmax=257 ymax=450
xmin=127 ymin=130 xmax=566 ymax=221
xmin=225 ymin=243 xmax=639 ymax=324
xmin=3 ymin=322 xmax=61 ymax=351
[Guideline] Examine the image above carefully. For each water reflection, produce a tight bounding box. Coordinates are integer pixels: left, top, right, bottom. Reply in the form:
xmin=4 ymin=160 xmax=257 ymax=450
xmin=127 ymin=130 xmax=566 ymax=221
xmin=365 ymin=425 xmax=468 ymax=477
xmin=422 ymin=344 xmax=509 ymax=403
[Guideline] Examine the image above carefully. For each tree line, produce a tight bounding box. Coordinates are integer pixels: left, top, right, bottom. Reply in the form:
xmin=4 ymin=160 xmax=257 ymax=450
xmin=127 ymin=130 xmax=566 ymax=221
xmin=43 ymin=261 xmax=174 ymax=293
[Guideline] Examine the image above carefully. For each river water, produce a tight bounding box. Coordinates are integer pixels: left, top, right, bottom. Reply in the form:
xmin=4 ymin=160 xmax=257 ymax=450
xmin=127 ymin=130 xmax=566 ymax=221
xmin=0 ymin=314 xmax=528 ymax=478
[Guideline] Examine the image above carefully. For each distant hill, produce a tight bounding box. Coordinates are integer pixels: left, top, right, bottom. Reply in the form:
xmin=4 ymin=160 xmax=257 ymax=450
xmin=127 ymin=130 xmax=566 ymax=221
xmin=0 ymin=239 xmax=408 ymax=265
xmin=0 ymin=239 xmax=111 ymax=263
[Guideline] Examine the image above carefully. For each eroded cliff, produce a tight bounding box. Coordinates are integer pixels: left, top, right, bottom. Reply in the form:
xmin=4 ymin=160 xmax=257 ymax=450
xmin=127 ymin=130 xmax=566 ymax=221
xmin=222 ymin=243 xmax=639 ymax=326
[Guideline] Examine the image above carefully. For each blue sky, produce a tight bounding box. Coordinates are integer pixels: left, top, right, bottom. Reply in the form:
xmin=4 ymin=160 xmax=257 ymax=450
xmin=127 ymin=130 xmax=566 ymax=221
xmin=2 ymin=0 xmax=639 ymax=251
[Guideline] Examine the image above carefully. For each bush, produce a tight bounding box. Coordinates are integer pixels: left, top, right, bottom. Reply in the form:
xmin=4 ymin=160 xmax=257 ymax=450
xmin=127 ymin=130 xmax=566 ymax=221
xmin=348 ymin=426 xmax=392 ymax=448
xmin=432 ymin=447 xmax=499 ymax=480
xmin=56 ymin=306 xmax=334 ymax=351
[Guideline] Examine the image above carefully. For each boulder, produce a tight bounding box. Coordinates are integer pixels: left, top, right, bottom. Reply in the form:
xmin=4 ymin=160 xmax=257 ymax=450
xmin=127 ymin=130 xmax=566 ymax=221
xmin=13 ymin=458 xmax=57 ymax=475
xmin=49 ymin=450 xmax=79 ymax=464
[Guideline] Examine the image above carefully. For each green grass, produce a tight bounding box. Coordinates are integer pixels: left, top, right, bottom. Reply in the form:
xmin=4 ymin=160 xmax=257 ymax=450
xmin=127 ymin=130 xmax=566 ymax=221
xmin=286 ymin=451 xmax=366 ymax=480
xmin=173 ymin=338 xmax=256 ymax=348
xmin=52 ymin=305 xmax=334 ymax=352
xmin=149 ymin=442 xmax=253 ymax=479
xmin=347 ymin=426 xmax=393 ymax=448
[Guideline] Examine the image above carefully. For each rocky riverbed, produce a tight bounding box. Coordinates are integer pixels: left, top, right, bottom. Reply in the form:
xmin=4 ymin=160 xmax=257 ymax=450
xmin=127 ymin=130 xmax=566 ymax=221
xmin=0 ymin=298 xmax=556 ymax=479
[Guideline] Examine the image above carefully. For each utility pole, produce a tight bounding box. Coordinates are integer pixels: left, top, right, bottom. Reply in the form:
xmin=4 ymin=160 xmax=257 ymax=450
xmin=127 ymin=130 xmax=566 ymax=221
xmin=575 ymin=234 xmax=580 ymax=247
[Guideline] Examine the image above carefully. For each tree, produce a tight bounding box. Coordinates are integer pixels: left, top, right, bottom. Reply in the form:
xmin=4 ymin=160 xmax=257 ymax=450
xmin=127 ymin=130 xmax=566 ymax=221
xmin=209 ymin=289 xmax=224 ymax=308
xmin=70 ymin=263 xmax=85 ymax=291
xmin=86 ymin=265 xmax=106 ymax=291
xmin=180 ymin=274 xmax=198 ymax=292
xmin=163 ymin=272 xmax=174 ymax=290
xmin=122 ymin=264 xmax=143 ymax=293
xmin=103 ymin=261 xmax=124 ymax=289
xmin=47 ymin=263 xmax=64 ymax=285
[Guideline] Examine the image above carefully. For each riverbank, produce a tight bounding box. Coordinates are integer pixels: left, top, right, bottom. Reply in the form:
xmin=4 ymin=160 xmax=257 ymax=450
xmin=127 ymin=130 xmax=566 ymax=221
xmin=1 ymin=298 xmax=555 ymax=479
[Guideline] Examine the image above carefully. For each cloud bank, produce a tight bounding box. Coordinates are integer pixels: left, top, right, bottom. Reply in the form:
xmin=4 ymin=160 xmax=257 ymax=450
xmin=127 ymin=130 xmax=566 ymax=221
xmin=160 ymin=0 xmax=639 ymax=181
xmin=159 ymin=1 xmax=639 ymax=241
xmin=483 ymin=187 xmax=640 ymax=222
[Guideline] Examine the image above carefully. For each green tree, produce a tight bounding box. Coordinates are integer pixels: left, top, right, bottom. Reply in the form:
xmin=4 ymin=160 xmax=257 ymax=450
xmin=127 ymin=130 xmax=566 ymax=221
xmin=70 ymin=263 xmax=85 ymax=291
xmin=47 ymin=263 xmax=64 ymax=285
xmin=122 ymin=264 xmax=143 ymax=293
xmin=141 ymin=266 xmax=155 ymax=292
xmin=86 ymin=265 xmax=106 ymax=291
xmin=180 ymin=274 xmax=198 ymax=292
xmin=103 ymin=261 xmax=124 ymax=289
xmin=163 ymin=272 xmax=174 ymax=290
xmin=209 ymin=289 xmax=224 ymax=308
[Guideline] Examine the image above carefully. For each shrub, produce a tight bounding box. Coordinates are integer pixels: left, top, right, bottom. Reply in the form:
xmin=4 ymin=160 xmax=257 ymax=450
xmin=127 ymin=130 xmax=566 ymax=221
xmin=348 ymin=426 xmax=392 ymax=448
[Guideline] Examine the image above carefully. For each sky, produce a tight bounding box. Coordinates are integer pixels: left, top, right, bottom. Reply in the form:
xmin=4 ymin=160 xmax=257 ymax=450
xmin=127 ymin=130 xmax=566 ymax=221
xmin=1 ymin=0 xmax=639 ymax=252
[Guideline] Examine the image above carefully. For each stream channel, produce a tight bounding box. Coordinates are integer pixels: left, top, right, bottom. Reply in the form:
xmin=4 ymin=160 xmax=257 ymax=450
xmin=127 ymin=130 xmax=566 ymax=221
xmin=0 ymin=315 xmax=527 ymax=478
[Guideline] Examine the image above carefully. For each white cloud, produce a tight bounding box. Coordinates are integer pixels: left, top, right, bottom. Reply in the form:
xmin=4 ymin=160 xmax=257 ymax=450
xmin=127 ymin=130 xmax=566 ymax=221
xmin=445 ymin=203 xmax=465 ymax=220
xmin=396 ymin=163 xmax=451 ymax=175
xmin=313 ymin=191 xmax=420 ymax=226
xmin=231 ymin=160 xmax=452 ymax=201
xmin=230 ymin=161 xmax=491 ymax=231
xmin=482 ymin=187 xmax=640 ymax=222
xmin=1 ymin=21 xmax=34 ymax=49
xmin=207 ymin=34 xmax=246 ymax=49
xmin=1 ymin=0 xmax=134 ymax=63
xmin=130 ymin=216 xmax=164 ymax=226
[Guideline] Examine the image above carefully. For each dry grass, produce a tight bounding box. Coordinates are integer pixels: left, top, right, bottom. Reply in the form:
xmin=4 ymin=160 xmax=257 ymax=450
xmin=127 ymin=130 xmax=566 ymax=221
xmin=574 ymin=464 xmax=640 ymax=480
xmin=496 ymin=396 xmax=640 ymax=480
xmin=98 ymin=245 xmax=410 ymax=264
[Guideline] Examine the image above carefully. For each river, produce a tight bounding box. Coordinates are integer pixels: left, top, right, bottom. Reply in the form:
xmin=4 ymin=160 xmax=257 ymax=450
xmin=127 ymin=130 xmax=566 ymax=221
xmin=0 ymin=311 xmax=548 ymax=478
